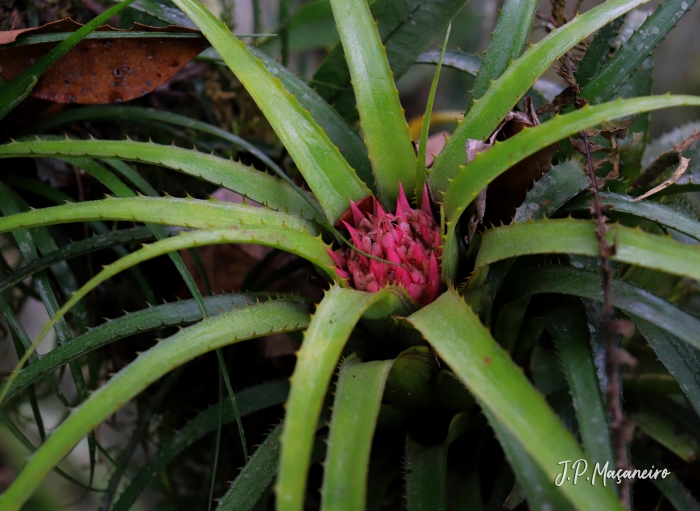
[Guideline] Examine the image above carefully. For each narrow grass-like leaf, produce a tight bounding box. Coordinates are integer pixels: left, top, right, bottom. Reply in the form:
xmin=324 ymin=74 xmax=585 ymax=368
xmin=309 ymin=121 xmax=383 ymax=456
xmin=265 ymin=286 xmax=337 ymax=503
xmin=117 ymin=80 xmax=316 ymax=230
xmin=429 ymin=0 xmax=656 ymax=197
xmin=0 ymin=138 xmax=319 ymax=219
xmin=470 ymin=0 xmax=537 ymax=101
xmin=171 ymin=0 xmax=369 ymax=224
xmin=631 ymin=318 xmax=700 ymax=416
xmin=9 ymin=237 xmax=157 ymax=297
xmin=501 ymin=264 xmax=700 ymax=350
xmin=543 ymin=310 xmax=614 ymax=467
xmin=416 ymin=49 xmax=561 ymax=101
xmin=405 ymin=434 xmax=447 ymax=511
xmin=474 ymin=218 xmax=700 ymax=282
xmin=0 ymin=0 xmax=137 ymax=122
xmin=0 ymin=196 xmax=319 ymax=236
xmin=328 ymin=0 xmax=416 ymax=207
xmin=564 ymin=192 xmax=700 ymax=242
xmin=416 ymin=25 xmax=451 ymax=206
xmin=407 ymin=290 xmax=623 ymax=511
xmin=513 ymin=160 xmax=588 ymax=222
xmin=0 ymin=294 xmax=263 ymax=403
xmin=0 ymin=300 xmax=310 ymax=511
xmin=113 ymin=380 xmax=290 ymax=511
xmin=580 ymin=0 xmax=696 ymax=105
xmin=277 ymin=286 xmax=389 ymax=511
xmin=321 ymin=356 xmax=393 ymax=511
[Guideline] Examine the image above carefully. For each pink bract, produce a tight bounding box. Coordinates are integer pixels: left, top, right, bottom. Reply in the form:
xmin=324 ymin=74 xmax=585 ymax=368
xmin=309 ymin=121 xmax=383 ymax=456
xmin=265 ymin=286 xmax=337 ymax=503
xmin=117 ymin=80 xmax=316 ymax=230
xmin=328 ymin=184 xmax=442 ymax=305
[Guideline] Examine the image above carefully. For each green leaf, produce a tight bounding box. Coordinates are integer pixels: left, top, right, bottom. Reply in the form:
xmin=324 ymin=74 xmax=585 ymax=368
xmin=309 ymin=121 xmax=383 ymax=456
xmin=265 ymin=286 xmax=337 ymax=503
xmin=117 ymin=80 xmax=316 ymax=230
xmin=0 ymin=293 xmax=261 ymax=403
xmin=0 ymin=196 xmax=319 ymax=237
xmin=113 ymin=380 xmax=290 ymax=511
xmin=277 ymin=286 xmax=388 ymax=511
xmin=313 ymin=0 xmax=469 ymax=122
xmin=484 ymin=409 xmax=573 ymax=511
xmin=0 ymin=300 xmax=310 ymax=511
xmin=574 ymin=17 xmax=624 ymax=88
xmin=580 ymin=0 xmax=696 ymax=105
xmin=513 ymin=160 xmax=588 ymax=222
xmin=429 ymin=0 xmax=657 ymax=198
xmin=406 ymin=289 xmax=623 ymax=511
xmin=629 ymin=406 xmax=699 ymax=461
xmin=500 ymin=264 xmax=700 ymax=350
xmin=416 ymin=49 xmax=561 ymax=101
xmin=475 ymin=218 xmax=700 ymax=283
xmin=631 ymin=318 xmax=700 ymax=416
xmin=0 ymin=0 xmax=137 ymax=122
xmin=329 ymin=0 xmax=416 ymax=207
xmin=216 ymin=423 xmax=283 ymax=511
xmin=617 ymin=57 xmax=654 ymax=179
xmin=27 ymin=105 xmax=300 ymax=183
xmin=0 ymin=227 xmax=160 ymax=293
xmin=564 ymin=192 xmax=700 ymax=242
xmin=543 ymin=310 xmax=614 ymax=467
xmin=247 ymin=47 xmax=374 ymax=190
xmin=321 ymin=356 xmax=393 ymax=510
xmin=0 ymin=138 xmax=320 ymax=219
xmin=416 ymin=25 xmax=451 ymax=205
xmin=437 ymin=93 xmax=700 ymax=280
xmin=405 ymin=434 xmax=447 ymax=511
xmin=171 ymin=0 xmax=370 ymax=224
xmin=470 ymin=0 xmax=538 ymax=101
xmin=634 ymin=449 xmax=700 ymax=511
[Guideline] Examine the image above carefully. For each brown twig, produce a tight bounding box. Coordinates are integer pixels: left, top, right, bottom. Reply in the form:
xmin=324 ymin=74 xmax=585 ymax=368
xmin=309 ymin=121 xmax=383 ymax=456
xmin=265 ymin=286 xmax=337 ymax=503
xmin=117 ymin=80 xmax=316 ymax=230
xmin=581 ymin=130 xmax=630 ymax=508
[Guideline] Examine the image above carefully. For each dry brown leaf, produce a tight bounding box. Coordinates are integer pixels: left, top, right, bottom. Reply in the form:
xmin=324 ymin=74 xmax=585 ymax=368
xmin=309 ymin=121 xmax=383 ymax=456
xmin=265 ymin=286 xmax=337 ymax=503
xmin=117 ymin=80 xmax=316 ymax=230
xmin=0 ymin=18 xmax=209 ymax=104
xmin=632 ymin=157 xmax=690 ymax=202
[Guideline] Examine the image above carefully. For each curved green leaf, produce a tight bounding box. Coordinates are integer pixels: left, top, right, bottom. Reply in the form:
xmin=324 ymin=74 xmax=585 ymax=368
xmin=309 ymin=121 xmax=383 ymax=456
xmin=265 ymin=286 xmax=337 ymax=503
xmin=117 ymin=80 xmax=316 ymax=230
xmin=171 ymin=0 xmax=370 ymax=224
xmin=485 ymin=409 xmax=573 ymax=511
xmin=440 ymin=95 xmax=700 ymax=279
xmin=277 ymin=286 xmax=387 ymax=511
xmin=329 ymin=0 xmax=416 ymax=207
xmin=321 ymin=356 xmax=393 ymax=511
xmin=113 ymin=380 xmax=290 ymax=511
xmin=500 ymin=264 xmax=700 ymax=350
xmin=0 ymin=138 xmax=320 ymax=220
xmin=0 ymin=196 xmax=319 ymax=237
xmin=0 ymin=300 xmax=310 ymax=511
xmin=513 ymin=159 xmax=588 ymax=222
xmin=475 ymin=218 xmax=700 ymax=282
xmin=631 ymin=318 xmax=700 ymax=416
xmin=0 ymin=226 xmax=164 ymax=303
xmin=429 ymin=0 xmax=655 ymax=197
xmin=0 ymin=293 xmax=261 ymax=403
xmin=564 ymin=192 xmax=700 ymax=242
xmin=470 ymin=0 xmax=537 ymax=101
xmin=407 ymin=289 xmax=623 ymax=511
xmin=581 ymin=0 xmax=696 ymax=105
xmin=543 ymin=310 xmax=614 ymax=468
xmin=0 ymin=225 xmax=334 ymax=406
xmin=416 ymin=49 xmax=562 ymax=101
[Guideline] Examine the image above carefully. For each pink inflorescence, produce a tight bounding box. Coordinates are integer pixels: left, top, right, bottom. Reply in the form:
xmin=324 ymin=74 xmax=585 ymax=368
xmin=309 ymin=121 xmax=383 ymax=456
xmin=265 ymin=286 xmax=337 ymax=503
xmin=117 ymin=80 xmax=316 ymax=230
xmin=328 ymin=184 xmax=442 ymax=305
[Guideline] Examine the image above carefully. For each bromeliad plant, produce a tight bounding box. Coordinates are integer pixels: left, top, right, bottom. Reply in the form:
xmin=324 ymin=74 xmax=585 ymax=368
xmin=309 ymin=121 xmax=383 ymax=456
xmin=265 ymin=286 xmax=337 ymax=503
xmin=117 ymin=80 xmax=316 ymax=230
xmin=1 ymin=0 xmax=700 ymax=509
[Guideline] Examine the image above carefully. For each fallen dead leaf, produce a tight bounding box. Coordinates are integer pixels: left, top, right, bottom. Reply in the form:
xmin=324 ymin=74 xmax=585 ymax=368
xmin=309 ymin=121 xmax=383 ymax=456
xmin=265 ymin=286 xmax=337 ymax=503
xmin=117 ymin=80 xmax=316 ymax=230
xmin=0 ymin=18 xmax=209 ymax=104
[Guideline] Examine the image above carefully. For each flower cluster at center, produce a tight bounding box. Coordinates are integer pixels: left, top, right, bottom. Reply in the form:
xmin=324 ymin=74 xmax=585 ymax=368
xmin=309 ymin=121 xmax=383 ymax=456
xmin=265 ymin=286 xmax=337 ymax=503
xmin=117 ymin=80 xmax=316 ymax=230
xmin=328 ymin=185 xmax=442 ymax=305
